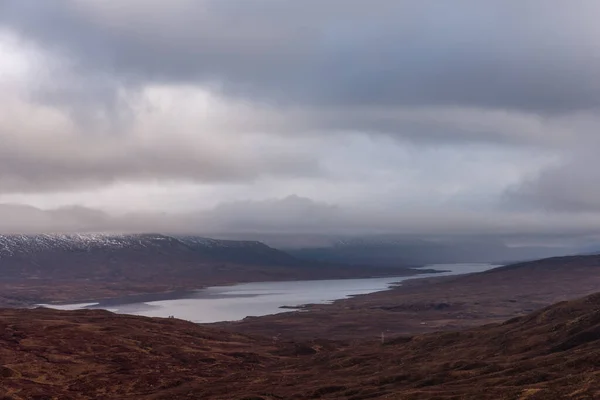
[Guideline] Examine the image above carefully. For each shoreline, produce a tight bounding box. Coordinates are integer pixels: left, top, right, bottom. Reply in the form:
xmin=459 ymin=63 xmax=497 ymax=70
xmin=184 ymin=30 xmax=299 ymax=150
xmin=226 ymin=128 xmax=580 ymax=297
xmin=32 ymin=266 xmax=436 ymax=308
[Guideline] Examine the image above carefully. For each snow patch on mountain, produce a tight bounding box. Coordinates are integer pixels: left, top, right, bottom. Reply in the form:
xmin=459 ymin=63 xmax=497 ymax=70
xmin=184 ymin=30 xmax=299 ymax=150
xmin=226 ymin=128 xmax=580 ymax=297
xmin=0 ymin=234 xmax=267 ymax=258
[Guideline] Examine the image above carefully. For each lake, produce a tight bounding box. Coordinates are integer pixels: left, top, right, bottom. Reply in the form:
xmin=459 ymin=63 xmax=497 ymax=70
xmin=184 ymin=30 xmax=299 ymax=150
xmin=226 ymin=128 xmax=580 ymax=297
xmin=41 ymin=263 xmax=498 ymax=323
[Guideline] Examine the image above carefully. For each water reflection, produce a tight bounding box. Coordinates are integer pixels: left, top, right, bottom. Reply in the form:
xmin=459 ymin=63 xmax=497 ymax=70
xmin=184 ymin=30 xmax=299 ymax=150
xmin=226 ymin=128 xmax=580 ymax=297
xmin=42 ymin=263 xmax=499 ymax=323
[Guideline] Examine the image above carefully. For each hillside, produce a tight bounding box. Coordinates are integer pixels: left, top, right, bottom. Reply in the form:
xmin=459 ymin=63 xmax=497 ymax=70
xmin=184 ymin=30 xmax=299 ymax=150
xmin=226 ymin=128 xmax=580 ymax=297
xmin=0 ymin=233 xmax=415 ymax=306
xmin=284 ymin=235 xmax=578 ymax=266
xmin=1 ymin=293 xmax=599 ymax=399
xmin=216 ymin=254 xmax=600 ymax=340
xmin=482 ymin=253 xmax=600 ymax=274
xmin=0 ymin=233 xmax=302 ymax=280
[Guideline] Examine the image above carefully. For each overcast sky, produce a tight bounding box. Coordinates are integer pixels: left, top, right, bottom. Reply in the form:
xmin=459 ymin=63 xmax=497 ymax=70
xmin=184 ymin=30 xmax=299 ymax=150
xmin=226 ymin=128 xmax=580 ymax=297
xmin=1 ymin=0 xmax=600 ymax=238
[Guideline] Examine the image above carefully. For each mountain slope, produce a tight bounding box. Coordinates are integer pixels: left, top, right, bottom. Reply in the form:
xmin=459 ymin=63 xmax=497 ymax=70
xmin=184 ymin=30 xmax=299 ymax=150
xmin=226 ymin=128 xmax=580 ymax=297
xmin=270 ymin=292 xmax=600 ymax=399
xmin=218 ymin=254 xmax=600 ymax=340
xmin=482 ymin=253 xmax=600 ymax=274
xmin=286 ymin=236 xmax=577 ymax=266
xmin=0 ymin=233 xmax=416 ymax=305
xmin=0 ymin=308 xmax=280 ymax=400
xmin=1 ymin=292 xmax=599 ymax=399
xmin=174 ymin=235 xmax=303 ymax=266
xmin=0 ymin=233 xmax=302 ymax=281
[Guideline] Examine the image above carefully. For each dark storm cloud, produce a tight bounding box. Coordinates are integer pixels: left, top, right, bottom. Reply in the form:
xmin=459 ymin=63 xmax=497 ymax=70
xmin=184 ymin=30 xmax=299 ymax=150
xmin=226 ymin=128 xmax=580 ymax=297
xmin=3 ymin=0 xmax=600 ymax=115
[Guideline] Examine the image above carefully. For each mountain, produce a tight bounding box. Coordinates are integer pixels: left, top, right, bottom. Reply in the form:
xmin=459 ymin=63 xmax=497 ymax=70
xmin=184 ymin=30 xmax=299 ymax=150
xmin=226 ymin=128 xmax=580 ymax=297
xmin=173 ymin=235 xmax=303 ymax=265
xmin=285 ymin=235 xmax=579 ymax=266
xmin=482 ymin=253 xmax=600 ymax=274
xmin=0 ymin=233 xmax=416 ymax=305
xmin=0 ymin=233 xmax=303 ymax=281
xmin=2 ymin=292 xmax=599 ymax=399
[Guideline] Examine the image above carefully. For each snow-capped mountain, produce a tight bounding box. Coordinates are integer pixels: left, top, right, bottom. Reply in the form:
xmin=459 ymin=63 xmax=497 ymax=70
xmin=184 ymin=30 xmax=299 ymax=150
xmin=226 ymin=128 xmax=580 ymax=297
xmin=0 ymin=233 xmax=277 ymax=256
xmin=0 ymin=233 xmax=301 ymax=281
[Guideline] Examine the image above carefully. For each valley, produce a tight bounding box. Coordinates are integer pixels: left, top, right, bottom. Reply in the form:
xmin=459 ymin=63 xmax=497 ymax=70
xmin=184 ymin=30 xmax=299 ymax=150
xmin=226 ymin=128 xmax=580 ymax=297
xmin=0 ymin=291 xmax=598 ymax=399
xmin=213 ymin=255 xmax=600 ymax=340
xmin=3 ymin=2 xmax=599 ymax=398
xmin=42 ymin=264 xmax=497 ymax=323
xmin=0 ymin=234 xmax=424 ymax=307
xmin=0 ymin=234 xmax=599 ymax=399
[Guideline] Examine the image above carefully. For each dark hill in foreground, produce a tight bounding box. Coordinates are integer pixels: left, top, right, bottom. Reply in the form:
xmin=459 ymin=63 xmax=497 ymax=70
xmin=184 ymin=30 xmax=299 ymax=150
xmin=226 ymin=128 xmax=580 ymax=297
xmin=1 ymin=292 xmax=599 ymax=399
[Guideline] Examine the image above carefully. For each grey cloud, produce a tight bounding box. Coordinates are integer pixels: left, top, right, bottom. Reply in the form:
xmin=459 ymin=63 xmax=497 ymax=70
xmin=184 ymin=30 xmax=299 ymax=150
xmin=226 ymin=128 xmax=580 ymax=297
xmin=200 ymin=196 xmax=600 ymax=237
xmin=4 ymin=196 xmax=600 ymax=241
xmin=251 ymin=106 xmax=570 ymax=146
xmin=3 ymin=0 xmax=600 ymax=116
xmin=0 ymin=105 xmax=320 ymax=194
xmin=0 ymin=204 xmax=111 ymax=233
xmin=0 ymin=138 xmax=318 ymax=194
xmin=0 ymin=203 xmax=190 ymax=234
xmin=506 ymin=151 xmax=600 ymax=212
xmin=202 ymin=195 xmax=342 ymax=232
xmin=3 ymin=0 xmax=600 ymax=222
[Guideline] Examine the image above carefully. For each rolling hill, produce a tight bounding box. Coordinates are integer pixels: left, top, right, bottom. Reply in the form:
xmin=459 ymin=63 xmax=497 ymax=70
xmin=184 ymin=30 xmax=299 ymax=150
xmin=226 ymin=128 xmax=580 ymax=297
xmin=0 ymin=233 xmax=304 ymax=282
xmin=286 ymin=236 xmax=579 ymax=266
xmin=0 ymin=233 xmax=416 ymax=306
xmin=217 ymin=254 xmax=600 ymax=340
xmin=0 ymin=292 xmax=598 ymax=399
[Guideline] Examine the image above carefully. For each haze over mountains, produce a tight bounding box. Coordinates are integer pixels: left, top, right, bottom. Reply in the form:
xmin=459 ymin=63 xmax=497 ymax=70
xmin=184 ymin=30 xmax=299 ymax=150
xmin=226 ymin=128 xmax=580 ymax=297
xmin=245 ymin=234 xmax=581 ymax=265
xmin=5 ymin=2 xmax=600 ymax=247
xmin=0 ymin=203 xmax=593 ymax=269
xmin=0 ymin=231 xmax=583 ymax=281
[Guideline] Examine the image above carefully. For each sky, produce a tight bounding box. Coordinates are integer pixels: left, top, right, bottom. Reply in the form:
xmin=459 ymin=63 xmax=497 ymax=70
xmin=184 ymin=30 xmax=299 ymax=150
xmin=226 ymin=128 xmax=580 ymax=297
xmin=1 ymin=0 xmax=600 ymax=239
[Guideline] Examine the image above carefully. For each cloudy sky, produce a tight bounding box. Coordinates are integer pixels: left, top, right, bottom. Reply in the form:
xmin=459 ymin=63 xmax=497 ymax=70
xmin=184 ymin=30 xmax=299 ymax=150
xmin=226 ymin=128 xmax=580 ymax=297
xmin=1 ymin=0 xmax=600 ymax=238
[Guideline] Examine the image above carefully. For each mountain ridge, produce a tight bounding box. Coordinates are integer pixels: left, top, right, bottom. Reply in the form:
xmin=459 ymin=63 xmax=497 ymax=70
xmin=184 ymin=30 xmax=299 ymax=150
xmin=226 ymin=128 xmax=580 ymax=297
xmin=286 ymin=236 xmax=579 ymax=266
xmin=0 ymin=233 xmax=279 ymax=256
xmin=0 ymin=233 xmax=417 ymax=306
xmin=0 ymin=233 xmax=302 ymax=281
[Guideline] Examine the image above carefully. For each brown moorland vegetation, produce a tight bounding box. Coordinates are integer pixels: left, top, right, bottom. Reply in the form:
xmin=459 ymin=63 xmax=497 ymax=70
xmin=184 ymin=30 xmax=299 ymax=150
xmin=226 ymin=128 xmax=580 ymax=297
xmin=0 ymin=291 xmax=598 ymax=399
xmin=0 ymin=234 xmax=421 ymax=307
xmin=214 ymin=255 xmax=600 ymax=340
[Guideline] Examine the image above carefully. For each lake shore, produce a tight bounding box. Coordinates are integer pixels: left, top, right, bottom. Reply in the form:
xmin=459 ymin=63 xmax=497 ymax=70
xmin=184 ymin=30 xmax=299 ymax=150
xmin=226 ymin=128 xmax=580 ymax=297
xmin=2 ymin=265 xmax=432 ymax=308
xmin=210 ymin=257 xmax=600 ymax=340
xmin=40 ymin=264 xmax=495 ymax=324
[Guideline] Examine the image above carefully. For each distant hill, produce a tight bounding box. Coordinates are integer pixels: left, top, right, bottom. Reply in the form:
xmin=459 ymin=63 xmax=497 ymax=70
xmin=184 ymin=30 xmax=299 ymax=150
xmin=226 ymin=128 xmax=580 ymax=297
xmin=284 ymin=235 xmax=579 ymax=266
xmin=0 ymin=233 xmax=417 ymax=305
xmin=1 ymin=292 xmax=599 ymax=398
xmin=219 ymin=253 xmax=600 ymax=341
xmin=483 ymin=253 xmax=600 ymax=274
xmin=206 ymin=233 xmax=583 ymax=266
xmin=0 ymin=233 xmax=303 ymax=281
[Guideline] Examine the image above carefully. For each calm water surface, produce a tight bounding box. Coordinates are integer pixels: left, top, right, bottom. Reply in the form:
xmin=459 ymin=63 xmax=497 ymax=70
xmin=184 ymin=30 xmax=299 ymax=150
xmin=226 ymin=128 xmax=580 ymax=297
xmin=42 ymin=263 xmax=499 ymax=323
